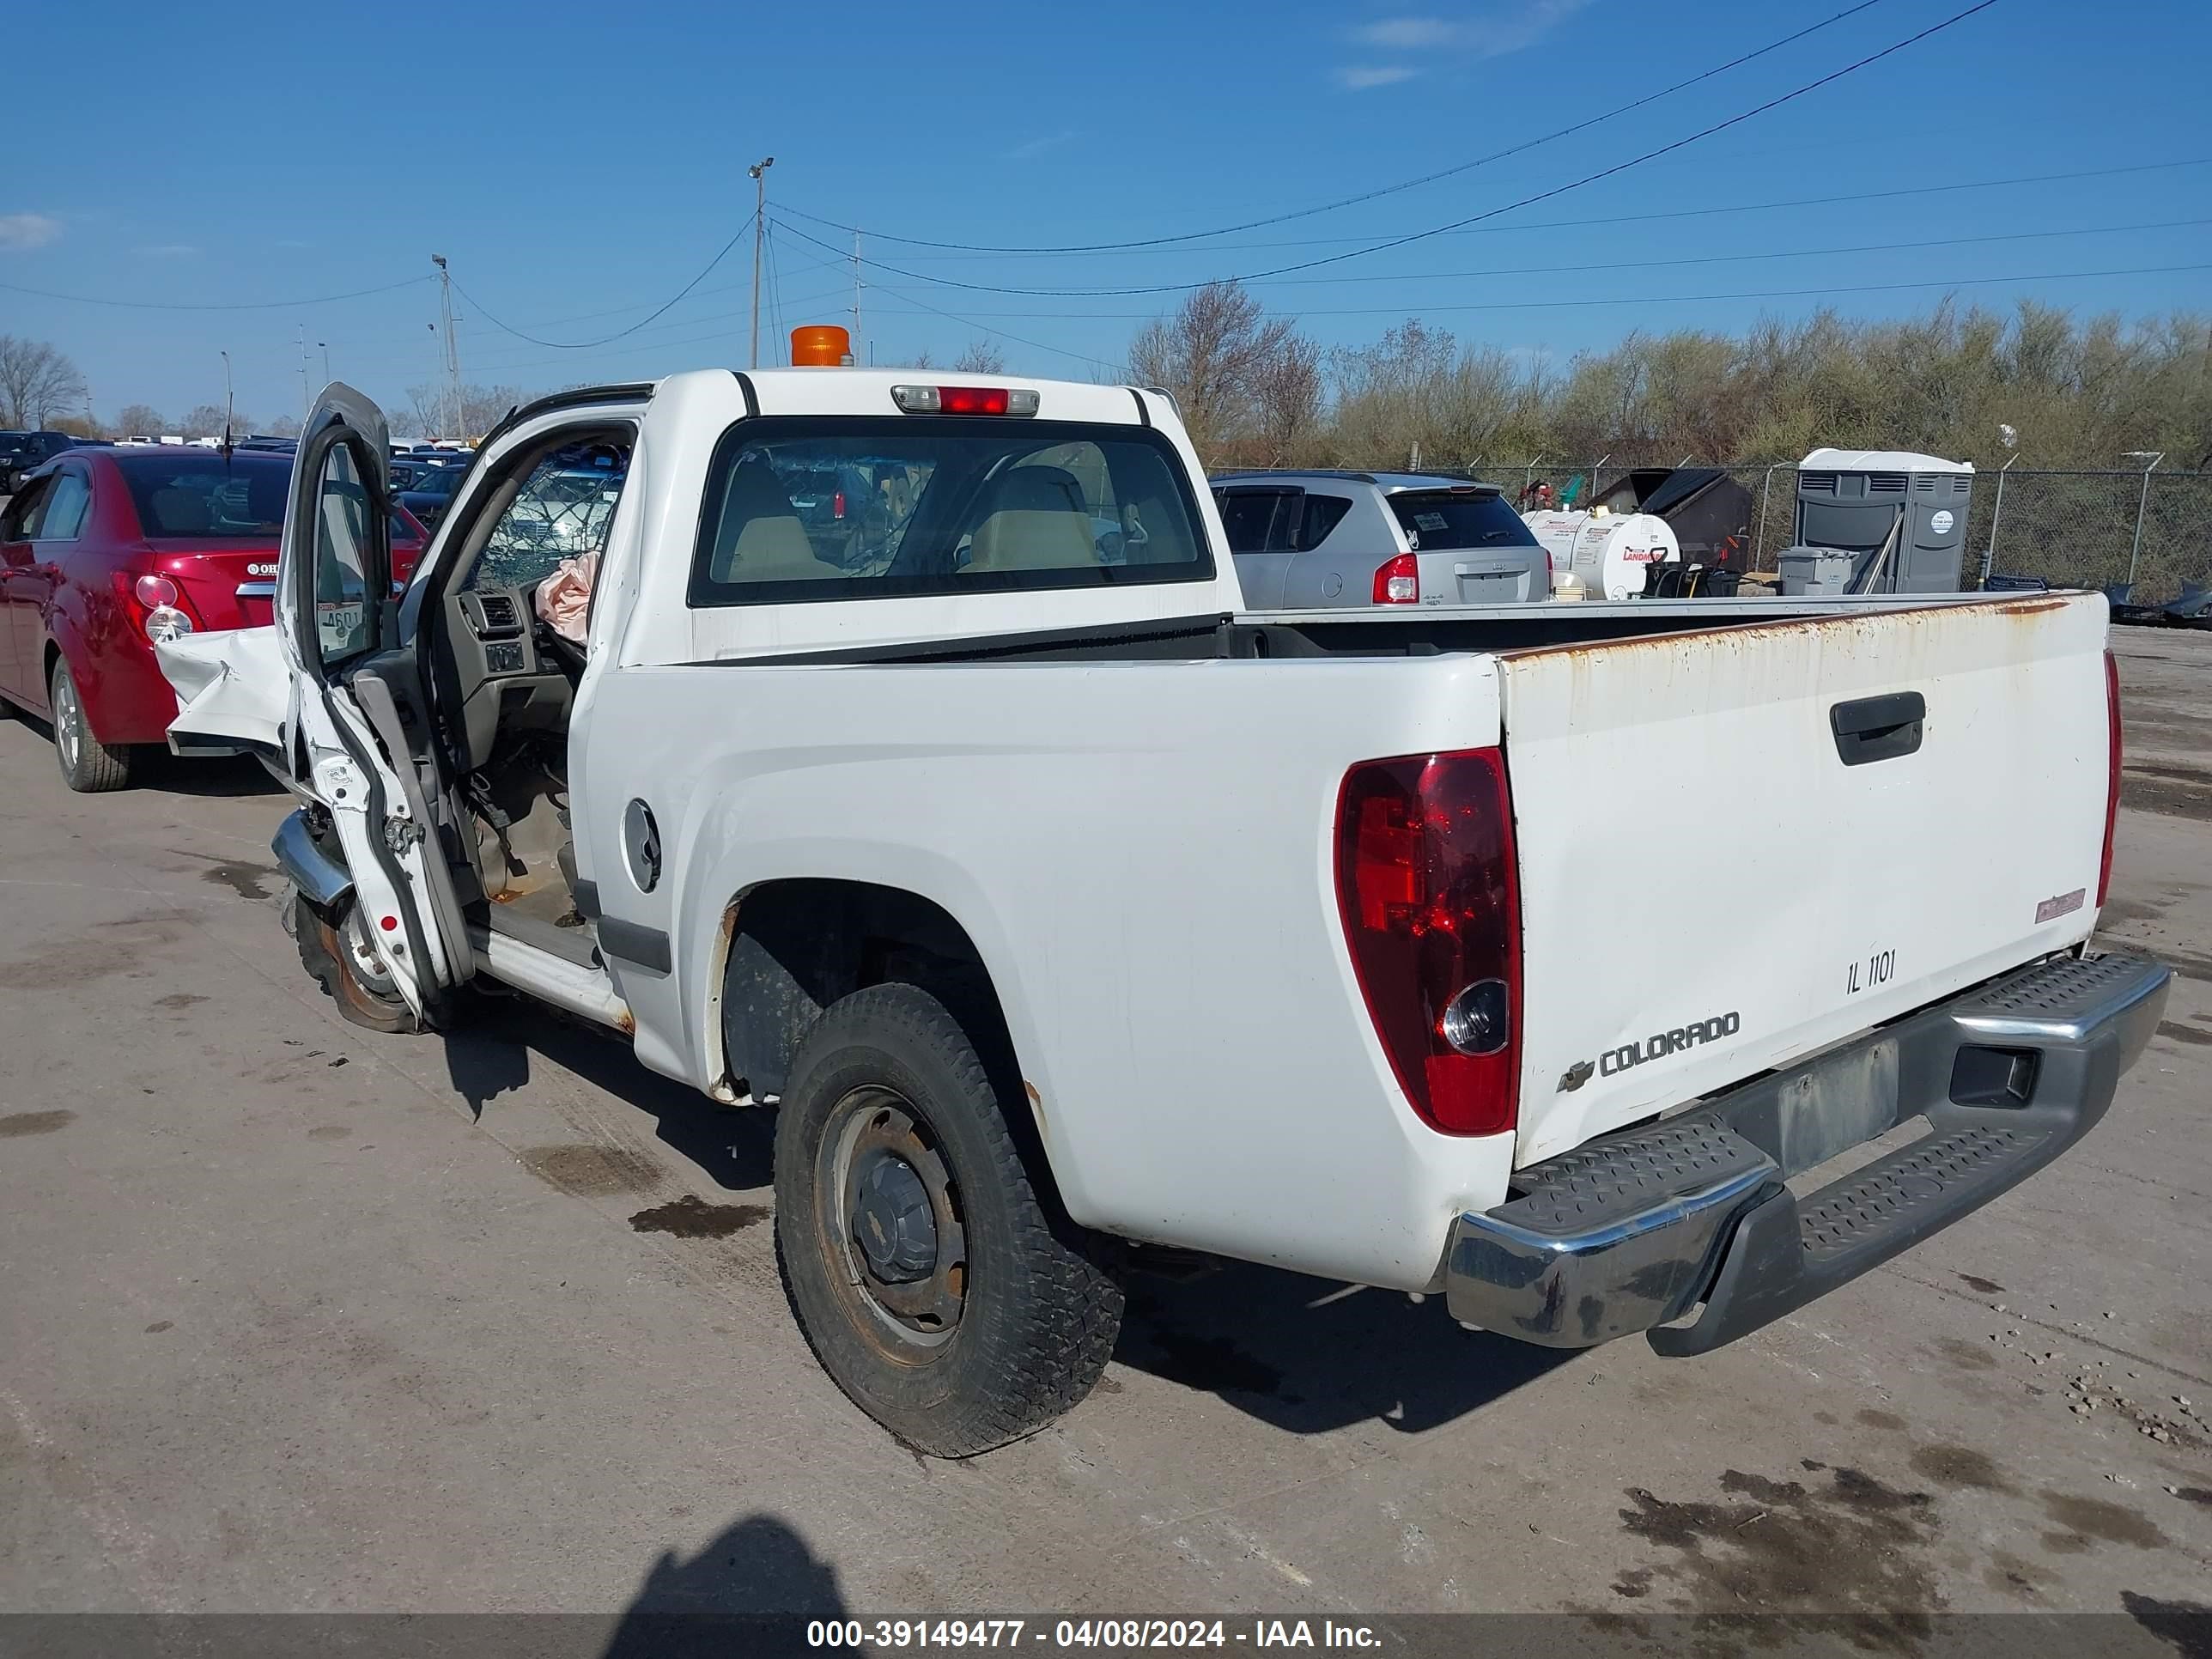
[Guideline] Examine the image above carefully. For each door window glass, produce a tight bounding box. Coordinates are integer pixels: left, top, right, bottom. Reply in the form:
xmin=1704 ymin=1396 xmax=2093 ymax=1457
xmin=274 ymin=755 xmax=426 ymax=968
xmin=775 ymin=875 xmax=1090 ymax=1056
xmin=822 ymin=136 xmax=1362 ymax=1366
xmin=471 ymin=441 xmax=629 ymax=592
xmin=2 ymin=475 xmax=56 ymax=540
xmin=1215 ymin=489 xmax=1297 ymax=553
xmin=313 ymin=442 xmax=377 ymax=663
xmin=1298 ymin=493 xmax=1354 ymax=550
xmin=39 ymin=472 xmax=91 ymax=540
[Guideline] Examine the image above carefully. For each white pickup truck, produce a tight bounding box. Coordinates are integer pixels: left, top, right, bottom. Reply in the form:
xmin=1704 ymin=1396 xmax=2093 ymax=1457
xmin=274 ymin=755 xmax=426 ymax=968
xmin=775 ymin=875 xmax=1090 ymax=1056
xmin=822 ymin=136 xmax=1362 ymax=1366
xmin=161 ymin=371 xmax=2168 ymax=1456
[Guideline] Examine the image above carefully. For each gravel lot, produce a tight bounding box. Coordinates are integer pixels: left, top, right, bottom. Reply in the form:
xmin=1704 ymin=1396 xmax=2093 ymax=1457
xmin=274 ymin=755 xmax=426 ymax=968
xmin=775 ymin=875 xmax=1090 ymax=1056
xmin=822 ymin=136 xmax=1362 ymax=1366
xmin=0 ymin=629 xmax=2205 ymax=1631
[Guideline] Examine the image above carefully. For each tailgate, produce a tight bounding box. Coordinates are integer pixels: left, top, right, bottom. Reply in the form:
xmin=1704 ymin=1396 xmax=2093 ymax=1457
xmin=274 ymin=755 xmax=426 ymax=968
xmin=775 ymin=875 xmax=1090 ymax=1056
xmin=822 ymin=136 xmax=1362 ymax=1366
xmin=1501 ymin=592 xmax=2112 ymax=1166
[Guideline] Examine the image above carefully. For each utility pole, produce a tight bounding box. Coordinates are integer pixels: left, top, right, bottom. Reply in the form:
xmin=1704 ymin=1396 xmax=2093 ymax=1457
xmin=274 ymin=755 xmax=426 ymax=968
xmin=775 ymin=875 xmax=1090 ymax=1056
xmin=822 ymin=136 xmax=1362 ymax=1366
xmin=431 ymin=254 xmax=462 ymax=440
xmin=297 ymin=325 xmax=309 ymax=420
xmin=319 ymin=341 xmax=331 ymax=385
xmin=220 ymin=350 xmax=233 ymax=438
xmin=747 ymin=156 xmax=775 ymax=369
xmin=852 ymin=228 xmax=863 ymax=359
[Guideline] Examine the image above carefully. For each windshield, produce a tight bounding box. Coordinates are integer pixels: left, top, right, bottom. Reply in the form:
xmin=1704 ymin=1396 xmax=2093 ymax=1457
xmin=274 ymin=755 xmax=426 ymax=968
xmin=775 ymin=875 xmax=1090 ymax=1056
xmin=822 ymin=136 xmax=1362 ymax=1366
xmin=690 ymin=418 xmax=1210 ymax=605
xmin=118 ymin=452 xmax=291 ymax=538
xmin=1388 ymin=490 xmax=1536 ymax=551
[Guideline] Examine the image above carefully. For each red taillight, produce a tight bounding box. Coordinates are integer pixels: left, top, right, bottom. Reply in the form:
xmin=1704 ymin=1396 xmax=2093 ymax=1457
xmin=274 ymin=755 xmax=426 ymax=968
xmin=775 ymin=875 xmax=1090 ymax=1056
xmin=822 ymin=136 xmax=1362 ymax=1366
xmin=1334 ymin=750 xmax=1522 ymax=1137
xmin=833 ymin=489 xmax=847 ymax=520
xmin=115 ymin=568 xmax=202 ymax=640
xmin=890 ymin=383 xmax=1041 ymax=416
xmin=1373 ymin=552 xmax=1419 ymax=605
xmin=2099 ymin=648 xmax=2122 ymax=908
xmin=939 ymin=386 xmax=1009 ymax=416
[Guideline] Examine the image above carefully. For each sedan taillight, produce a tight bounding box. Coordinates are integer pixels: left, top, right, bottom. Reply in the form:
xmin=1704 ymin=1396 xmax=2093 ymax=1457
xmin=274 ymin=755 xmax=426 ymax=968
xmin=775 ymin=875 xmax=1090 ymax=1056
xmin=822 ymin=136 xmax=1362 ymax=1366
xmin=1334 ymin=750 xmax=1522 ymax=1137
xmin=117 ymin=569 xmax=198 ymax=644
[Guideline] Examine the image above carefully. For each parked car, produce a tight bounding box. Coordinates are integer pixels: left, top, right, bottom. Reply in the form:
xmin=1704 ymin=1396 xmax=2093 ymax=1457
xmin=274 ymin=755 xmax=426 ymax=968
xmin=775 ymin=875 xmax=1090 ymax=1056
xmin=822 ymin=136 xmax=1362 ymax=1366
xmin=1212 ymin=469 xmax=1550 ymax=607
xmin=1 ymin=430 xmax=81 ymax=495
xmin=396 ymin=460 xmax=468 ymax=527
xmin=161 ymin=374 xmax=2164 ymax=1459
xmin=0 ymin=446 xmax=424 ymax=790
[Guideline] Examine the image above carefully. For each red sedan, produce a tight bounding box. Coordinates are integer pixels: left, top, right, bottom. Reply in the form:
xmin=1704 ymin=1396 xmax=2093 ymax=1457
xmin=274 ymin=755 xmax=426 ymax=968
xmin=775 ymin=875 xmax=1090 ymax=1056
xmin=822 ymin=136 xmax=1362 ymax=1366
xmin=0 ymin=446 xmax=427 ymax=790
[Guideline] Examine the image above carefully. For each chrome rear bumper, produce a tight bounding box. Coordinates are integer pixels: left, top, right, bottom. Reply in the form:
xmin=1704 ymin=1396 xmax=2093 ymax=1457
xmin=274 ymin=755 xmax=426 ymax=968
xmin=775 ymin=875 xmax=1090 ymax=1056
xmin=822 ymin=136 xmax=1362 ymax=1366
xmin=1445 ymin=952 xmax=2171 ymax=1353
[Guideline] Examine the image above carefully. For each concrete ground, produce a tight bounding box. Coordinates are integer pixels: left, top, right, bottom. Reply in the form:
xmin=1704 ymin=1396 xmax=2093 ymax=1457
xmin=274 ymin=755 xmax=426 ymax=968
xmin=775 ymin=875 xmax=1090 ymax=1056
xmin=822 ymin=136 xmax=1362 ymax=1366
xmin=0 ymin=630 xmax=2206 ymax=1632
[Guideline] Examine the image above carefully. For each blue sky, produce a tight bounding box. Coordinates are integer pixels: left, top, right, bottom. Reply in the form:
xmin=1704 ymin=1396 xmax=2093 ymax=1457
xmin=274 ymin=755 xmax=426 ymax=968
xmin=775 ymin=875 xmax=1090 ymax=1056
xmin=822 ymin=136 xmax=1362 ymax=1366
xmin=5 ymin=0 xmax=2208 ymax=428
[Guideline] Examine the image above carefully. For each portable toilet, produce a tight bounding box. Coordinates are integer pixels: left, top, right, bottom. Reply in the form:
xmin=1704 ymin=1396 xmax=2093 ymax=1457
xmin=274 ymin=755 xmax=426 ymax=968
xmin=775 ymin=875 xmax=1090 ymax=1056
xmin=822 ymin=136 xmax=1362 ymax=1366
xmin=1793 ymin=448 xmax=1974 ymax=594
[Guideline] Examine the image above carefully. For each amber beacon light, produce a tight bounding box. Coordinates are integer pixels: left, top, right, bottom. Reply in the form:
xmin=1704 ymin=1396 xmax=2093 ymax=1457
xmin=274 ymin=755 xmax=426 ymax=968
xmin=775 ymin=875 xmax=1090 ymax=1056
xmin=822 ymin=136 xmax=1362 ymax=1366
xmin=791 ymin=325 xmax=854 ymax=367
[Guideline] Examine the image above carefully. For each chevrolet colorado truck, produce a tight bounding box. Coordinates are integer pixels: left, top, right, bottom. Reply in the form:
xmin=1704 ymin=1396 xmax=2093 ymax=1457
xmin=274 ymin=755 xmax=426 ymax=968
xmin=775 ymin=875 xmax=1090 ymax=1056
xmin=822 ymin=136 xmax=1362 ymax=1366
xmin=160 ymin=370 xmax=2168 ymax=1456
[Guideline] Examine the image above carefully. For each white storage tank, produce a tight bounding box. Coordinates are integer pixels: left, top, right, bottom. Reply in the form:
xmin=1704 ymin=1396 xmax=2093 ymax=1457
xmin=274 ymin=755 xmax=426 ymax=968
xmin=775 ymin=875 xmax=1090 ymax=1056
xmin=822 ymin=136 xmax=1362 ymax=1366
xmin=1522 ymin=507 xmax=1681 ymax=600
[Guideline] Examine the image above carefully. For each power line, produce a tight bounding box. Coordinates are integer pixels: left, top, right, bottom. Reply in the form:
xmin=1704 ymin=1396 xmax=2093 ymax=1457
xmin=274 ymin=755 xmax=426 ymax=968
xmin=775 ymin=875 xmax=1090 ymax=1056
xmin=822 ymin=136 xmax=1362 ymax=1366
xmin=329 ymin=154 xmax=2212 ymax=358
xmin=1194 ymin=216 xmax=2212 ymax=293
xmin=859 ymin=262 xmax=2212 ymax=324
xmin=778 ymin=0 xmax=1888 ymax=255
xmin=777 ymin=0 xmax=2002 ymax=301
xmin=461 ymin=286 xmax=853 ymax=376
xmin=0 ymin=273 xmax=431 ymax=311
xmin=836 ymin=157 xmax=2212 ymax=263
xmin=453 ymin=210 xmax=758 ymax=349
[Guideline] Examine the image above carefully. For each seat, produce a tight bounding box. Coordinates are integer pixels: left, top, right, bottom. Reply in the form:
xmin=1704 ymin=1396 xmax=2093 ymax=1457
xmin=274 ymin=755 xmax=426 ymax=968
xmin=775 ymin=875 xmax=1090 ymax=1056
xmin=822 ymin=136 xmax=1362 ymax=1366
xmin=149 ymin=487 xmax=212 ymax=536
xmin=708 ymin=459 xmax=845 ymax=584
xmin=963 ymin=466 xmax=1098 ymax=574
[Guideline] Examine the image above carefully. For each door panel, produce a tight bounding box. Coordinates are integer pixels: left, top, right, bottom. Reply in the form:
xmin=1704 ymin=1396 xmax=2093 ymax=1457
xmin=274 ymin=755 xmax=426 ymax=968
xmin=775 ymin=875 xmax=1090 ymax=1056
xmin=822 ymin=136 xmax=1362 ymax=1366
xmin=276 ymin=386 xmax=472 ymax=1014
xmin=0 ymin=477 xmax=57 ymax=702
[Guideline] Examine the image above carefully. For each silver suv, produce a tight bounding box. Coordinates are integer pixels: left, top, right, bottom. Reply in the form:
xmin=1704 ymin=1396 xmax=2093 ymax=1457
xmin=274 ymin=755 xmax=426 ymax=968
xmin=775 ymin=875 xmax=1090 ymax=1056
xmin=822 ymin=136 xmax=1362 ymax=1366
xmin=1210 ymin=470 xmax=1548 ymax=609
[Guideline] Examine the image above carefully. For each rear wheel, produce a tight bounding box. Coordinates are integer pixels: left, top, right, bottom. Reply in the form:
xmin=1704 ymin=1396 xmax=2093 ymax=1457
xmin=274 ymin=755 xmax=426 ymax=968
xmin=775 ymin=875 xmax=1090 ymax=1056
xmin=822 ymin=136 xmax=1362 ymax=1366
xmin=774 ymin=983 xmax=1122 ymax=1456
xmin=49 ymin=658 xmax=133 ymax=793
xmin=295 ymin=891 xmax=419 ymax=1033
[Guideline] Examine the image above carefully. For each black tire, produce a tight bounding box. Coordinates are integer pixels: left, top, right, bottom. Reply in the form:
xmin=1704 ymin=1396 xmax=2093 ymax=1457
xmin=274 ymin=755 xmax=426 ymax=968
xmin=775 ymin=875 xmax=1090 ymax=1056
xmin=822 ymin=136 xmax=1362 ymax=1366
xmin=295 ymin=891 xmax=420 ymax=1034
xmin=49 ymin=657 xmax=132 ymax=793
xmin=774 ymin=983 xmax=1122 ymax=1456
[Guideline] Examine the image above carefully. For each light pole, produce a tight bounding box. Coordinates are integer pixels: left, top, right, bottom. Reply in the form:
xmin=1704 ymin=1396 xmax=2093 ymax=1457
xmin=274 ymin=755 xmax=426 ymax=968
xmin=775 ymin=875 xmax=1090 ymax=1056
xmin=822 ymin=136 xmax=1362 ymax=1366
xmin=219 ymin=349 xmax=233 ymax=438
xmin=319 ymin=341 xmax=331 ymax=385
xmin=2122 ymin=451 xmax=2165 ymax=588
xmin=431 ymin=253 xmax=462 ymax=440
xmin=748 ymin=155 xmax=775 ymax=369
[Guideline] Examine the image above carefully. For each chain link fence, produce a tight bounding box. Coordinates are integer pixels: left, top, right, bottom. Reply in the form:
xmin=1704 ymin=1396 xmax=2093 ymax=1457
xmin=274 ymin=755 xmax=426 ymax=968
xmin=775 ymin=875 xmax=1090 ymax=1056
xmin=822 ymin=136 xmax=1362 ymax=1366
xmin=1428 ymin=459 xmax=2212 ymax=601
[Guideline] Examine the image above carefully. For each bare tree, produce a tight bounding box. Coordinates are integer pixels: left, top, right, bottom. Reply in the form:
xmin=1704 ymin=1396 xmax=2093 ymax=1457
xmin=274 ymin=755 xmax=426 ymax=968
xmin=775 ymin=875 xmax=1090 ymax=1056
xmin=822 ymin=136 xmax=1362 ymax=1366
xmin=405 ymin=381 xmax=530 ymax=442
xmin=1249 ymin=331 xmax=1322 ymax=465
xmin=114 ymin=403 xmax=163 ymax=439
xmin=262 ymin=413 xmax=302 ymax=439
xmin=1128 ymin=281 xmax=1311 ymax=462
xmin=179 ymin=404 xmax=230 ymax=440
xmin=0 ymin=336 xmax=90 ymax=428
xmin=952 ymin=339 xmax=1006 ymax=374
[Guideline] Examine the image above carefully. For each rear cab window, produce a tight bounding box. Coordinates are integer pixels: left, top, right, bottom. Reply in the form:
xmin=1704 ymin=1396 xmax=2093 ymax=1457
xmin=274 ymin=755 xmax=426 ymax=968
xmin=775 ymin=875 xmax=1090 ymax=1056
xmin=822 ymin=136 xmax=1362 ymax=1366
xmin=690 ymin=419 xmax=1211 ymax=605
xmin=1388 ymin=490 xmax=1537 ymax=551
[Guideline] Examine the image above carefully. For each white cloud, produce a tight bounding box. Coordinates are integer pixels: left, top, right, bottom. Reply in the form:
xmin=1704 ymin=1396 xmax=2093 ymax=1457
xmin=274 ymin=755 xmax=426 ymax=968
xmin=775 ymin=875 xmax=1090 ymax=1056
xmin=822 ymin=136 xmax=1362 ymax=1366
xmin=1339 ymin=64 xmax=1422 ymax=89
xmin=0 ymin=213 xmax=62 ymax=252
xmin=1005 ymin=130 xmax=1078 ymax=161
xmin=1353 ymin=1 xmax=1593 ymax=61
xmin=1356 ymin=16 xmax=1460 ymax=47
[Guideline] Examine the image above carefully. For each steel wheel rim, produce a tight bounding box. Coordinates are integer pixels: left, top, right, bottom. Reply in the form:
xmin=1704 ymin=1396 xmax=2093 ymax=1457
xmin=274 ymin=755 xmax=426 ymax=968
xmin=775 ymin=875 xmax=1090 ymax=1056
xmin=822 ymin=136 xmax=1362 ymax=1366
xmin=340 ymin=906 xmax=398 ymax=997
xmin=820 ymin=1085 xmax=967 ymax=1355
xmin=53 ymin=672 xmax=79 ymax=771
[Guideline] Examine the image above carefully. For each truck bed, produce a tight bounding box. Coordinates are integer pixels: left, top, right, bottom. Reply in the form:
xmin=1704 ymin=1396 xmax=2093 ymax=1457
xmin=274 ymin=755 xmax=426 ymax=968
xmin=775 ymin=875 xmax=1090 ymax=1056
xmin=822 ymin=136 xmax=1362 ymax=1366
xmin=692 ymin=592 xmax=2053 ymax=667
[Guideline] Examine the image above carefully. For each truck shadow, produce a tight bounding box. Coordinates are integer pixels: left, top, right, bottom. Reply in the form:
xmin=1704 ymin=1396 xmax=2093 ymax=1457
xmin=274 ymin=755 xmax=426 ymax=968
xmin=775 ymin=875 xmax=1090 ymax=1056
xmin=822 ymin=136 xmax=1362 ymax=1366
xmin=442 ymin=999 xmax=775 ymax=1189
xmin=1111 ymin=1261 xmax=1574 ymax=1435
xmin=440 ymin=1006 xmax=1567 ymax=1436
